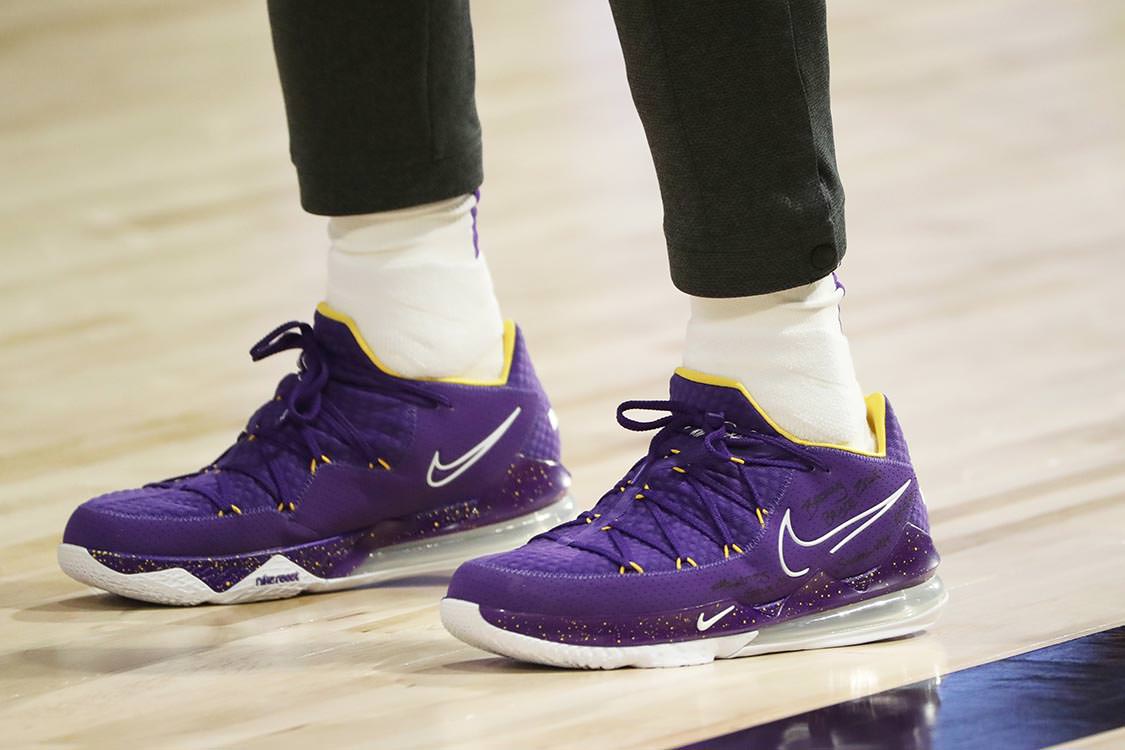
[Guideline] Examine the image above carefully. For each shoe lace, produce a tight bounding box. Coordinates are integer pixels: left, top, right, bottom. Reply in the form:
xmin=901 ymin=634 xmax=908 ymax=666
xmin=149 ymin=321 xmax=450 ymax=515
xmin=541 ymin=399 xmax=829 ymax=573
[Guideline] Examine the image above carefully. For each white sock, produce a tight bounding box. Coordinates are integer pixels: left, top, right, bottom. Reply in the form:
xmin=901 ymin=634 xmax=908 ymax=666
xmin=683 ymin=274 xmax=876 ymax=452
xmin=326 ymin=194 xmax=505 ymax=380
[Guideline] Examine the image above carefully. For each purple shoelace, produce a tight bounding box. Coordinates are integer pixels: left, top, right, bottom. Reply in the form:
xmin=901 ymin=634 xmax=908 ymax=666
xmin=148 ymin=321 xmax=448 ymax=515
xmin=541 ymin=400 xmax=829 ymax=573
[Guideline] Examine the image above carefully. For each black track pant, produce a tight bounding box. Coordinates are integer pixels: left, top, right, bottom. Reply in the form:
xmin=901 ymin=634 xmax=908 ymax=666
xmin=268 ymin=1 xmax=845 ymax=297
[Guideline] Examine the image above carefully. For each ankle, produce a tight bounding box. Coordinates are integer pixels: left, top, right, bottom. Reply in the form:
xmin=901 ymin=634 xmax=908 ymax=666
xmin=683 ymin=274 xmax=876 ymax=452
xmin=325 ymin=193 xmax=505 ymax=380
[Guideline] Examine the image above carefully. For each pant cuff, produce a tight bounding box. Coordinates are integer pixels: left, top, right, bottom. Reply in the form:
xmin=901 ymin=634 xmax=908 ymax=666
xmin=668 ymin=214 xmax=847 ymax=297
xmin=295 ymin=143 xmax=483 ymax=216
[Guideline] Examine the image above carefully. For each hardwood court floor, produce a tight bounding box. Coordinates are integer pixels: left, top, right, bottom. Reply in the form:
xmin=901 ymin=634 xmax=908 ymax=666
xmin=2 ymin=1 xmax=1124 ymax=747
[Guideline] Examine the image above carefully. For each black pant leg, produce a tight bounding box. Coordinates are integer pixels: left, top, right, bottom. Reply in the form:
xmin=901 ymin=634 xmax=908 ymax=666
xmin=609 ymin=0 xmax=846 ymax=297
xmin=267 ymin=0 xmax=481 ymax=215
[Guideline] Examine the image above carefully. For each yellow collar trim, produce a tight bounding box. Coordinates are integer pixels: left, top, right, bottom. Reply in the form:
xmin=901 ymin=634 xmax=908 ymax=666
xmin=316 ymin=302 xmax=516 ymax=386
xmin=674 ymin=367 xmax=888 ymax=457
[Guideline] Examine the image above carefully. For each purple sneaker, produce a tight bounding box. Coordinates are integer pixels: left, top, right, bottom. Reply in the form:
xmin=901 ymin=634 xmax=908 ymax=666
xmin=441 ymin=369 xmax=946 ymax=669
xmin=58 ymin=304 xmax=572 ymax=605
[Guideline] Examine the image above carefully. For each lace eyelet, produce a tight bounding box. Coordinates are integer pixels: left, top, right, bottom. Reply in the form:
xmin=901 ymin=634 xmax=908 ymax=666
xmin=310 ymin=454 xmax=332 ymax=474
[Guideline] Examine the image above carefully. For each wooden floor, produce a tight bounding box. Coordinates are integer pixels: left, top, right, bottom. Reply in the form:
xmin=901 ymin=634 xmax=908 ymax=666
xmin=3 ymin=1 xmax=1124 ymax=747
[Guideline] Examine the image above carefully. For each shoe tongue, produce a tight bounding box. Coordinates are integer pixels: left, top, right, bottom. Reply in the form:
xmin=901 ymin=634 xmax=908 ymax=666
xmin=668 ymin=371 xmax=782 ymax=438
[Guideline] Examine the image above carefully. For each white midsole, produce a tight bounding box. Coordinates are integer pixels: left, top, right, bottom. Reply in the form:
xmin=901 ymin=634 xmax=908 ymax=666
xmin=440 ymin=575 xmax=948 ymax=670
xmin=58 ymin=495 xmax=575 ymax=606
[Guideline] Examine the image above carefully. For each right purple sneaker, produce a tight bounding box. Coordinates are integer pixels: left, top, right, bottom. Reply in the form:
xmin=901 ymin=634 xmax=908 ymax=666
xmin=58 ymin=303 xmax=572 ymax=605
xmin=441 ymin=369 xmax=946 ymax=669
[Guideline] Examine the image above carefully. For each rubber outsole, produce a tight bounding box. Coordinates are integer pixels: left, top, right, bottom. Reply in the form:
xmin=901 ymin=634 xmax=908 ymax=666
xmin=440 ymin=575 xmax=948 ymax=669
xmin=58 ymin=495 xmax=576 ymax=606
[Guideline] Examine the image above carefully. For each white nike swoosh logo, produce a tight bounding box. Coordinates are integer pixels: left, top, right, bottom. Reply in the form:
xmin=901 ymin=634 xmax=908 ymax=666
xmin=778 ymin=479 xmax=912 ymax=578
xmin=696 ymin=605 xmax=736 ymax=632
xmin=425 ymin=407 xmax=522 ymax=488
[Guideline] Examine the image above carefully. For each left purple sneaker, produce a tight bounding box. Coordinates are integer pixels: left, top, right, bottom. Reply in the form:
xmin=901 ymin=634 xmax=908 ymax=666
xmin=58 ymin=303 xmax=572 ymax=605
xmin=441 ymin=369 xmax=946 ymax=669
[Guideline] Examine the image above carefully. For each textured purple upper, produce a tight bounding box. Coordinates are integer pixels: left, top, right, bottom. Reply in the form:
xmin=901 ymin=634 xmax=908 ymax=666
xmin=63 ymin=309 xmax=564 ymax=558
xmin=446 ymin=373 xmax=938 ymax=623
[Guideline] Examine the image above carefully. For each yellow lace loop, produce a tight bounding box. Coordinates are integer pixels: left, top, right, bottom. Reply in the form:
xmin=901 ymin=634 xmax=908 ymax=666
xmin=722 ymin=543 xmax=747 ymax=559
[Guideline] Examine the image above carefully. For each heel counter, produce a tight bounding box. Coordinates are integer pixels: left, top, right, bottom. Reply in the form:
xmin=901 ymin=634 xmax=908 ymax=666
xmin=884 ymin=398 xmax=936 ymax=545
xmin=881 ymin=397 xmax=913 ymax=464
xmin=907 ymin=480 xmax=934 ymax=536
xmin=523 ymin=407 xmax=562 ymax=463
xmin=903 ymin=476 xmax=937 ymax=569
xmin=507 ymin=326 xmax=562 ymax=462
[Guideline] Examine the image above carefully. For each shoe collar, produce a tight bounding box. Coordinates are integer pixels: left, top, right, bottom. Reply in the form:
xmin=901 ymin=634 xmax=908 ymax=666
xmin=314 ymin=301 xmax=517 ymax=386
xmin=671 ymin=368 xmax=888 ymax=458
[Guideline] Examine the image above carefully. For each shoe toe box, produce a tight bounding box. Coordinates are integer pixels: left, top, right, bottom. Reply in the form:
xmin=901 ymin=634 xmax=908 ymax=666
xmin=62 ymin=486 xmax=296 ymax=557
xmin=447 ymin=541 xmax=632 ymax=616
xmin=447 ymin=539 xmax=750 ymax=619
